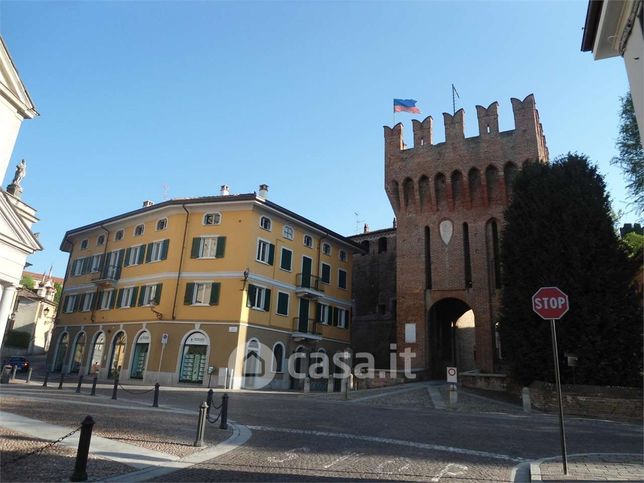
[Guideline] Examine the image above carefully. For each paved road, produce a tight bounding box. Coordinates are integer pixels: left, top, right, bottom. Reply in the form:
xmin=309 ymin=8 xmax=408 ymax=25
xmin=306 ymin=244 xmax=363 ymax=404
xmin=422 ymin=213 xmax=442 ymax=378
xmin=2 ymin=381 xmax=642 ymax=482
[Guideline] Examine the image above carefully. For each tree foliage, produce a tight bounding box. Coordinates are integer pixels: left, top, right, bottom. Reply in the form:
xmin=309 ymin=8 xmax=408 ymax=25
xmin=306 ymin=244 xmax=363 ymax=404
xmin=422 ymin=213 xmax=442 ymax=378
xmin=498 ymin=153 xmax=642 ymax=387
xmin=20 ymin=274 xmax=35 ymax=290
xmin=54 ymin=282 xmax=63 ymax=304
xmin=612 ymin=92 xmax=644 ymax=215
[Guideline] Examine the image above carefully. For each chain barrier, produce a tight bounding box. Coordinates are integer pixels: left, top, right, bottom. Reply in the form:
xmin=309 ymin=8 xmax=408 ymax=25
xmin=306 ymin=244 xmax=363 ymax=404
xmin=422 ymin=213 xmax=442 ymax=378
xmin=117 ymin=383 xmax=155 ymax=395
xmin=0 ymin=425 xmax=81 ymax=468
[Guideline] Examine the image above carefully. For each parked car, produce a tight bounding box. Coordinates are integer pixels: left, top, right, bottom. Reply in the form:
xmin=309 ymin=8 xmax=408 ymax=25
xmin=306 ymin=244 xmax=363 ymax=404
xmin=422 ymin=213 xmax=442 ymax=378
xmin=3 ymin=356 xmax=30 ymax=372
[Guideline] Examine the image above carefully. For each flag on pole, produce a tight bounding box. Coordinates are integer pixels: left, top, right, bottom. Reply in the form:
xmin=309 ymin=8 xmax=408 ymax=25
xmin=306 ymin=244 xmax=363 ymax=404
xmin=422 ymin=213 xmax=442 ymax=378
xmin=393 ymin=99 xmax=420 ymax=114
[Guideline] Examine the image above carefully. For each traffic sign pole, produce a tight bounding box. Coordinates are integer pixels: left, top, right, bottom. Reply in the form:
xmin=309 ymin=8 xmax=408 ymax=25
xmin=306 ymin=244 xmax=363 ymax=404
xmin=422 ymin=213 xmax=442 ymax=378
xmin=550 ymin=319 xmax=568 ymax=475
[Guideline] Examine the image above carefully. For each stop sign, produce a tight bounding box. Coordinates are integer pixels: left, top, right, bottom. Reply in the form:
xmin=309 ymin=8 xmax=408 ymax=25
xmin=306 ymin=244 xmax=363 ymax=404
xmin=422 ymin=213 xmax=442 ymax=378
xmin=532 ymin=287 xmax=569 ymax=320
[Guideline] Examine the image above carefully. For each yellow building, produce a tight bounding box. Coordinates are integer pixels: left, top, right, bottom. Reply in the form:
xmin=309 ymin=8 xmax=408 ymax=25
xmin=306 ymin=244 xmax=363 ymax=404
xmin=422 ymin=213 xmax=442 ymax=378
xmin=49 ymin=186 xmax=359 ymax=389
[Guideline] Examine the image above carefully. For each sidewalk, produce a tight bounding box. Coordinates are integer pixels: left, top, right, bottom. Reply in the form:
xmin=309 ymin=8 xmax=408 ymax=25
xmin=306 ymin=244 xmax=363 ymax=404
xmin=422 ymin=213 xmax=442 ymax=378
xmin=531 ymin=453 xmax=644 ymax=481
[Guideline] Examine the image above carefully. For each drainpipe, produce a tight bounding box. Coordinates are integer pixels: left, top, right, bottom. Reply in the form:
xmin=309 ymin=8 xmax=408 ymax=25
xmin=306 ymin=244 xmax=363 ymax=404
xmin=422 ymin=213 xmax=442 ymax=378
xmin=314 ymin=232 xmax=329 ymax=336
xmin=90 ymin=225 xmax=110 ymax=324
xmin=51 ymin=235 xmax=74 ymax=372
xmin=172 ymin=204 xmax=190 ymax=320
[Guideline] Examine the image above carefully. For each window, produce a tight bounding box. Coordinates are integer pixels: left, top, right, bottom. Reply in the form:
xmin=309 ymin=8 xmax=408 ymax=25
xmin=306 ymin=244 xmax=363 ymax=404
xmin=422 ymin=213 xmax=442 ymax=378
xmin=139 ymin=283 xmax=162 ymax=306
xmin=99 ymin=290 xmax=114 ymax=310
xmin=191 ymin=236 xmax=226 ymax=259
xmin=247 ymin=284 xmax=271 ymax=311
xmin=259 ymin=216 xmax=272 ymax=231
xmin=256 ymin=239 xmax=275 ymax=265
xmin=337 ymin=308 xmax=348 ymax=328
xmin=318 ymin=303 xmax=331 ymax=325
xmin=280 ymin=248 xmax=292 ymax=271
xmin=184 ymin=282 xmax=220 ymax=305
xmin=124 ymin=245 xmax=145 ymax=267
xmin=80 ymin=239 xmax=88 ymax=250
xmin=203 ymin=212 xmax=221 ymax=225
xmin=134 ymin=224 xmax=145 ymax=236
xmin=97 ymin=235 xmax=105 ymax=246
xmin=322 ymin=243 xmax=331 ymax=256
xmin=81 ymin=292 xmax=95 ymax=312
xmin=72 ymin=257 xmax=89 ymax=276
xmin=156 ymin=218 xmax=168 ymax=231
xmin=321 ymin=263 xmax=331 ymax=284
xmin=339 ymin=250 xmax=347 ymax=262
xmin=117 ymin=287 xmax=137 ymax=308
xmin=115 ymin=230 xmax=124 ymax=241
xmin=378 ymin=237 xmax=388 ymax=253
xmin=272 ymin=343 xmax=285 ymax=373
xmin=146 ymin=239 xmax=169 ymax=263
xmin=90 ymin=254 xmax=103 ymax=273
xmin=283 ymin=225 xmax=294 ymax=240
xmin=338 ymin=269 xmax=347 ymax=289
xmin=303 ymin=234 xmax=313 ymax=248
xmin=63 ymin=295 xmax=78 ymax=313
xmin=276 ymin=292 xmax=289 ymax=316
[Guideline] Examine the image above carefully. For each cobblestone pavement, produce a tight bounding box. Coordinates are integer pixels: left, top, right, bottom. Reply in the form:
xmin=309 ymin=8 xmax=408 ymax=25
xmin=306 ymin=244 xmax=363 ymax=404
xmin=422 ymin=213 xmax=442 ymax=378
xmin=535 ymin=453 xmax=644 ymax=481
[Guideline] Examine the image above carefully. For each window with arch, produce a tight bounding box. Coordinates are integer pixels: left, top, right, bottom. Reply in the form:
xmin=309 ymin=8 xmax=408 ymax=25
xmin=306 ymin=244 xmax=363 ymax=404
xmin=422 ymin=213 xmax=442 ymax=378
xmin=203 ymin=212 xmax=222 ymax=225
xmin=303 ymin=234 xmax=313 ymax=248
xmin=89 ymin=332 xmax=105 ymax=374
xmin=259 ymin=216 xmax=272 ymax=231
xmin=131 ymin=331 xmax=151 ymax=379
xmin=244 ymin=338 xmax=261 ymax=388
xmin=360 ymin=240 xmax=370 ymax=254
xmin=339 ymin=250 xmax=347 ymax=262
xmin=283 ymin=225 xmax=294 ymax=240
xmin=97 ymin=234 xmax=105 ymax=246
xmin=156 ymin=218 xmax=168 ymax=231
xmin=115 ymin=230 xmax=124 ymax=241
xmin=80 ymin=239 xmax=88 ymax=250
xmin=70 ymin=332 xmax=86 ymax=373
xmin=53 ymin=332 xmax=69 ymax=372
xmin=179 ymin=332 xmax=208 ymax=383
xmin=378 ymin=237 xmax=388 ymax=253
xmin=322 ymin=243 xmax=331 ymax=256
xmin=272 ymin=342 xmax=285 ymax=373
xmin=134 ymin=224 xmax=145 ymax=237
xmin=311 ymin=349 xmax=327 ymax=376
xmin=108 ymin=331 xmax=127 ymax=378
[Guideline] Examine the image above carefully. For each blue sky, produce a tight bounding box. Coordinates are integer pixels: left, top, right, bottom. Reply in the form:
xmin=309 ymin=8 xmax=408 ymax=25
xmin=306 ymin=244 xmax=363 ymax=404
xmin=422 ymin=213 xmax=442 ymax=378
xmin=0 ymin=0 xmax=634 ymax=277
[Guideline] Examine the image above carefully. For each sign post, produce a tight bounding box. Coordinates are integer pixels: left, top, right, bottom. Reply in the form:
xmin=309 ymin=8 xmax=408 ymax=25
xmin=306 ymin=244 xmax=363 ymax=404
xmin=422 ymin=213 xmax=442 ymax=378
xmin=156 ymin=333 xmax=169 ymax=382
xmin=532 ymin=287 xmax=569 ymax=475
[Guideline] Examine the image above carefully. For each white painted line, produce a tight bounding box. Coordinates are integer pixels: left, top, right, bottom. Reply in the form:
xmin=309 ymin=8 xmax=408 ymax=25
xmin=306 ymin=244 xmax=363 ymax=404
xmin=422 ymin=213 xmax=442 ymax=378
xmin=248 ymin=425 xmax=525 ymax=462
xmin=427 ymin=386 xmax=447 ymax=409
xmin=430 ymin=463 xmax=468 ymax=482
xmin=348 ymin=383 xmax=431 ymax=403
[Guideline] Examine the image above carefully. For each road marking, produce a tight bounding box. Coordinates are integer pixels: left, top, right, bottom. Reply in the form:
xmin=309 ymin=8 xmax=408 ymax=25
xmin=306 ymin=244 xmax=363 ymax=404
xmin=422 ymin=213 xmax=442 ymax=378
xmin=431 ymin=463 xmax=468 ymax=481
xmin=376 ymin=457 xmax=411 ymax=474
xmin=267 ymin=447 xmax=310 ymax=463
xmin=323 ymin=451 xmax=361 ymax=469
xmin=247 ymin=425 xmax=524 ymax=462
xmin=427 ymin=385 xmax=447 ymax=409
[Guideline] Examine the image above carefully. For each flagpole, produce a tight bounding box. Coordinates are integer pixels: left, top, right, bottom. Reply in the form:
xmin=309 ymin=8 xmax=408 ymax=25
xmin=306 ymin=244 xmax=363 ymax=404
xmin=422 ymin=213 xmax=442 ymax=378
xmin=452 ymin=84 xmax=456 ymax=115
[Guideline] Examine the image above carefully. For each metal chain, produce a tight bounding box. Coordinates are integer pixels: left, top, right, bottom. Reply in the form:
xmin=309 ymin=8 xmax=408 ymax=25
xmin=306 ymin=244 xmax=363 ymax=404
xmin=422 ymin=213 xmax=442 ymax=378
xmin=0 ymin=425 xmax=81 ymax=468
xmin=207 ymin=410 xmax=222 ymax=424
xmin=117 ymin=384 xmax=155 ymax=395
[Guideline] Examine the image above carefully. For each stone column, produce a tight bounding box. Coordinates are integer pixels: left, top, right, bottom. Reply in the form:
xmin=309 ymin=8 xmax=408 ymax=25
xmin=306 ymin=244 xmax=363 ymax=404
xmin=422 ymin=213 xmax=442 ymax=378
xmin=0 ymin=285 xmax=17 ymax=348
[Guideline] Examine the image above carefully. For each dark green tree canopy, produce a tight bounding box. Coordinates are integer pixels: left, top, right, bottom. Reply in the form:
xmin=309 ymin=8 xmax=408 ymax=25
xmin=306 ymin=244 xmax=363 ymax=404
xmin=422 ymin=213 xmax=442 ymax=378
xmin=613 ymin=92 xmax=644 ymax=215
xmin=498 ymin=153 xmax=642 ymax=387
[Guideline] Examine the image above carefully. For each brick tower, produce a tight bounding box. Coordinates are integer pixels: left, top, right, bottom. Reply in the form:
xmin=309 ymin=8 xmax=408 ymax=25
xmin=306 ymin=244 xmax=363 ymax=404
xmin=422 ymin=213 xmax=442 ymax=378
xmin=384 ymin=94 xmax=548 ymax=377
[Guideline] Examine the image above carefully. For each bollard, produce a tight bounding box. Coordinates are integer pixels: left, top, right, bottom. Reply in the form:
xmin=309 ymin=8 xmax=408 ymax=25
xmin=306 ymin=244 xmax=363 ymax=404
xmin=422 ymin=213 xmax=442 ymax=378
xmin=153 ymin=383 xmax=160 ymax=408
xmin=11 ymin=365 xmax=18 ymax=381
xmin=194 ymin=402 xmax=208 ymax=447
xmin=26 ymin=367 xmax=32 ymax=383
xmin=111 ymin=376 xmax=119 ymax=400
xmin=327 ymin=376 xmax=334 ymax=393
xmin=76 ymin=374 xmax=84 ymax=394
xmin=522 ymin=387 xmax=532 ymax=413
xmin=70 ymin=415 xmax=95 ymax=482
xmin=448 ymin=384 xmax=458 ymax=409
xmin=206 ymin=388 xmax=214 ymax=417
xmin=303 ymin=376 xmax=310 ymax=393
xmin=220 ymin=393 xmax=228 ymax=430
xmin=58 ymin=372 xmax=65 ymax=390
xmin=343 ymin=377 xmax=350 ymax=400
xmin=90 ymin=376 xmax=97 ymax=396
xmin=42 ymin=370 xmax=49 ymax=387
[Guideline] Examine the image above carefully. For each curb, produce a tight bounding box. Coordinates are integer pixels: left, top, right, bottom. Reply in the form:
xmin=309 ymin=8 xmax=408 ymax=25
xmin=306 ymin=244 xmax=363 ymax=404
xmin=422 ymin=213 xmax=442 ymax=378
xmin=527 ymin=453 xmax=643 ymax=482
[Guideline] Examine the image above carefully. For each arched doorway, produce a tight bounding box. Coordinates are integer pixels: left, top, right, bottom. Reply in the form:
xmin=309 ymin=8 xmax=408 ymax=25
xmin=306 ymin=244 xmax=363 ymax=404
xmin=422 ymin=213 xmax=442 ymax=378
xmin=427 ymin=298 xmax=476 ymax=378
xmin=243 ymin=339 xmax=261 ymax=389
xmin=89 ymin=332 xmax=105 ymax=374
xmin=130 ymin=331 xmax=151 ymax=379
xmin=179 ymin=331 xmax=208 ymax=383
xmin=108 ymin=331 xmax=127 ymax=378
xmin=69 ymin=332 xmax=86 ymax=374
xmin=53 ymin=332 xmax=69 ymax=372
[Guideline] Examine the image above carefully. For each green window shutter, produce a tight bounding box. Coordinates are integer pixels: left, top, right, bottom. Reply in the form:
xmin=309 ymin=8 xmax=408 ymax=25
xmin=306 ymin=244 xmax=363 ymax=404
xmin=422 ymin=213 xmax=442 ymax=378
xmin=322 ymin=264 xmax=330 ymax=283
xmin=263 ymin=288 xmax=271 ymax=312
xmin=316 ymin=303 xmax=322 ymax=322
xmin=277 ymin=293 xmax=288 ymax=315
xmin=333 ymin=307 xmax=339 ymax=326
xmin=161 ymin=239 xmax=169 ymax=260
xmin=247 ymin=284 xmax=257 ymax=307
xmin=62 ymin=296 xmax=69 ymax=311
xmin=145 ymin=243 xmax=153 ymax=263
xmin=116 ymin=249 xmax=125 ymax=279
xmin=339 ymin=270 xmax=347 ymax=289
xmin=346 ymin=309 xmax=351 ymax=329
xmin=131 ymin=287 xmax=139 ymax=307
xmin=184 ymin=283 xmax=195 ymax=305
xmin=96 ymin=291 xmax=103 ymax=309
xmin=138 ymin=287 xmax=146 ymax=306
xmin=191 ymin=238 xmax=201 ymax=258
xmin=78 ymin=294 xmax=85 ymax=310
xmin=124 ymin=248 xmax=132 ymax=267
xmin=138 ymin=245 xmax=146 ymax=265
xmin=74 ymin=295 xmax=82 ymax=312
xmin=154 ymin=283 xmax=163 ymax=305
xmin=268 ymin=244 xmax=275 ymax=266
xmin=81 ymin=258 xmax=90 ymax=274
xmin=281 ymin=249 xmax=292 ymax=270
xmin=209 ymin=282 xmax=221 ymax=305
xmin=215 ymin=236 xmax=226 ymax=258
xmin=91 ymin=292 xmax=98 ymax=310
xmin=115 ymin=289 xmax=123 ymax=308
xmin=97 ymin=254 xmax=104 ymax=272
xmin=110 ymin=291 xmax=117 ymax=309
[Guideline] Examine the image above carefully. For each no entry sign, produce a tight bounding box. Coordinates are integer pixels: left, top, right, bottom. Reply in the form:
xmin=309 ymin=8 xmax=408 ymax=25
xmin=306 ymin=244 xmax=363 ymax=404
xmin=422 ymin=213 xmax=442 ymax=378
xmin=532 ymin=287 xmax=569 ymax=320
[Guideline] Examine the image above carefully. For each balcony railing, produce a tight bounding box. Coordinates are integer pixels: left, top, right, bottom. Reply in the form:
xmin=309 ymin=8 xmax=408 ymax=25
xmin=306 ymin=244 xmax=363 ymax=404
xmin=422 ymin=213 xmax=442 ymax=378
xmin=92 ymin=264 xmax=121 ymax=285
xmin=292 ymin=317 xmax=322 ymax=336
xmin=295 ymin=273 xmax=324 ymax=299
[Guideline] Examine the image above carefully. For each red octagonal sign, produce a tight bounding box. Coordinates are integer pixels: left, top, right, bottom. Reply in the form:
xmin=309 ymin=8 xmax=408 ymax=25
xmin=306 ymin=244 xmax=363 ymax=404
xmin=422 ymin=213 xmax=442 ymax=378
xmin=532 ymin=286 xmax=569 ymax=320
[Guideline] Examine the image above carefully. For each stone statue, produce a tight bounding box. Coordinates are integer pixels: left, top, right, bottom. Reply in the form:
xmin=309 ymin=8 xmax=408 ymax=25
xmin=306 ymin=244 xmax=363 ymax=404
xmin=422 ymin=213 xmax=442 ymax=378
xmin=12 ymin=159 xmax=26 ymax=186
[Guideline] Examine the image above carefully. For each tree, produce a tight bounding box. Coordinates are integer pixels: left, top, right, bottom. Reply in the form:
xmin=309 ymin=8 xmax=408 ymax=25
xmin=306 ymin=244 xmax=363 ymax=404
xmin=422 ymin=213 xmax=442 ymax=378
xmin=498 ymin=153 xmax=642 ymax=387
xmin=54 ymin=282 xmax=63 ymax=304
xmin=20 ymin=274 xmax=35 ymax=290
xmin=612 ymin=92 xmax=644 ymax=215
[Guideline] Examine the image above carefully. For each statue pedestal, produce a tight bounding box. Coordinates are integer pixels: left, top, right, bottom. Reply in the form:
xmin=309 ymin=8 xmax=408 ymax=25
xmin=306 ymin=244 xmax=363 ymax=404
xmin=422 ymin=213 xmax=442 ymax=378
xmin=6 ymin=183 xmax=22 ymax=199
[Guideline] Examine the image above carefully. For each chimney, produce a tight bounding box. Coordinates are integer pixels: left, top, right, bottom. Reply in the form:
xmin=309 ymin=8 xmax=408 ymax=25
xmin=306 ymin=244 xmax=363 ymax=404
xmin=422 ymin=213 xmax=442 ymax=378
xmin=363 ymin=223 xmax=369 ymax=233
xmin=142 ymin=200 xmax=154 ymax=208
xmin=258 ymin=184 xmax=269 ymax=199
xmin=220 ymin=185 xmax=230 ymax=196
